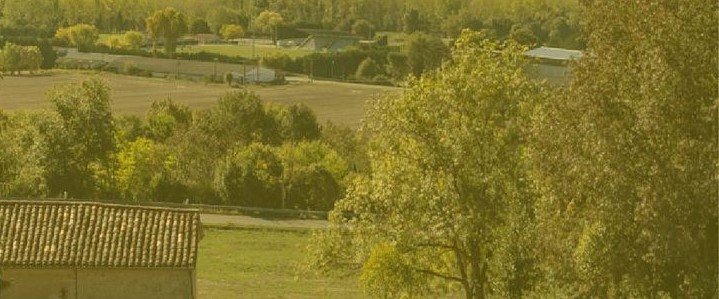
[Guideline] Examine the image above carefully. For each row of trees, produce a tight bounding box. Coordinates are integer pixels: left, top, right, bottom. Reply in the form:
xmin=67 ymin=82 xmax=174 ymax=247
xmin=1 ymin=0 xmax=582 ymax=48
xmin=0 ymin=82 xmax=367 ymax=210
xmin=0 ymin=43 xmax=42 ymax=75
xmin=305 ymin=0 xmax=717 ymax=298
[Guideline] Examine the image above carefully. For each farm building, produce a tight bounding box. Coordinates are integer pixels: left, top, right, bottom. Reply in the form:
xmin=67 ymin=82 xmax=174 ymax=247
xmin=524 ymin=46 xmax=583 ymax=85
xmin=0 ymin=200 xmax=201 ymax=299
xmin=295 ymin=29 xmax=361 ymax=52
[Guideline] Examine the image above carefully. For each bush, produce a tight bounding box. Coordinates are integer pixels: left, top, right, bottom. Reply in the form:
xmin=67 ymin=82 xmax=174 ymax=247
xmin=123 ymin=31 xmax=145 ymax=50
xmin=1 ymin=43 xmax=43 ymax=75
xmin=55 ymin=24 xmax=99 ymax=50
xmin=356 ymin=57 xmax=381 ymax=79
xmin=220 ymin=24 xmax=245 ymax=40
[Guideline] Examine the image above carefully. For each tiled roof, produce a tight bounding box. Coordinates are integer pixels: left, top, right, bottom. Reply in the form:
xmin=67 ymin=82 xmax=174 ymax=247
xmin=0 ymin=200 xmax=201 ymax=268
xmin=525 ymin=47 xmax=584 ymax=61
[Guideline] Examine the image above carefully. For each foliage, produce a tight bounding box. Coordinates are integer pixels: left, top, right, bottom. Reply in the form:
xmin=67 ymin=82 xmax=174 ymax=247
xmin=190 ymin=18 xmax=212 ymax=34
xmin=123 ymin=31 xmax=146 ymax=50
xmin=0 ymin=43 xmax=42 ymax=75
xmin=509 ymin=25 xmax=538 ymax=47
xmin=55 ymin=24 xmax=99 ymax=50
xmin=320 ymin=122 xmax=370 ymax=174
xmin=278 ymin=141 xmax=348 ymax=210
xmin=44 ymin=79 xmax=115 ymax=198
xmin=527 ymin=0 xmax=718 ymax=297
xmin=386 ymin=52 xmax=410 ymax=81
xmin=402 ymin=9 xmax=422 ymax=34
xmin=197 ymin=90 xmax=280 ymax=149
xmin=271 ymin=103 xmax=321 ymax=142
xmin=214 ymin=143 xmax=283 ymax=207
xmin=405 ymin=32 xmax=449 ymax=77
xmin=115 ymin=138 xmax=181 ymax=202
xmin=146 ymin=7 xmax=188 ymax=53
xmin=220 ymin=24 xmax=245 ymax=40
xmin=144 ymin=98 xmax=193 ymax=142
xmin=308 ymin=31 xmax=542 ymax=297
xmin=254 ymin=10 xmax=284 ymax=42
xmin=355 ymin=57 xmax=381 ymax=79
xmin=0 ymin=111 xmax=52 ymax=197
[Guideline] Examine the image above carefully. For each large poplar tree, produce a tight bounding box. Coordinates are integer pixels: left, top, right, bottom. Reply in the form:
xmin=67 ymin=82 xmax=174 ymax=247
xmin=527 ymin=0 xmax=717 ymax=296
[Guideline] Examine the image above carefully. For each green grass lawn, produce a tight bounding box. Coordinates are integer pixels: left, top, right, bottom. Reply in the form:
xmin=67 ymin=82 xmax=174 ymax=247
xmin=182 ymin=44 xmax=313 ymax=59
xmin=197 ymin=227 xmax=365 ymax=298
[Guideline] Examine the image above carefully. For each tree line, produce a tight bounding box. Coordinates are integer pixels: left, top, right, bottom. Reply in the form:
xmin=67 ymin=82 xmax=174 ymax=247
xmin=0 ymin=83 xmax=367 ymax=211
xmin=0 ymin=0 xmax=583 ymax=48
xmin=304 ymin=0 xmax=717 ymax=298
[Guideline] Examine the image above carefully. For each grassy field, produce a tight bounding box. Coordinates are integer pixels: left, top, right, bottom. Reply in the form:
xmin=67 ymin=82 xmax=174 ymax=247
xmin=0 ymin=70 xmax=398 ymax=126
xmin=197 ymin=228 xmax=365 ymax=298
xmin=182 ymin=44 xmax=313 ymax=59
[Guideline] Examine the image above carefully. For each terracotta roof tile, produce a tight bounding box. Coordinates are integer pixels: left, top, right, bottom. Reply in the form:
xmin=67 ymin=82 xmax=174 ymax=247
xmin=0 ymin=201 xmax=200 ymax=268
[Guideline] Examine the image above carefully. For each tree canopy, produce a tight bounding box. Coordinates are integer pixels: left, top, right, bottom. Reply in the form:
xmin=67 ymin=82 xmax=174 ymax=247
xmin=146 ymin=7 xmax=188 ymax=53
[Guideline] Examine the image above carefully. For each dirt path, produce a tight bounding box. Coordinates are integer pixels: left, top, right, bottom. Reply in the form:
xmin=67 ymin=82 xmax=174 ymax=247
xmin=200 ymin=213 xmax=328 ymax=230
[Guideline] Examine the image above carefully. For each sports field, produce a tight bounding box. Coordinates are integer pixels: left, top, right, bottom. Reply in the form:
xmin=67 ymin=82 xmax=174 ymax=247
xmin=0 ymin=71 xmax=398 ymax=126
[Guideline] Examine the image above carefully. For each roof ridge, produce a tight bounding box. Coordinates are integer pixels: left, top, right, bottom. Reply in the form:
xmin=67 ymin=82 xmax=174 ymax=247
xmin=0 ymin=200 xmax=200 ymax=213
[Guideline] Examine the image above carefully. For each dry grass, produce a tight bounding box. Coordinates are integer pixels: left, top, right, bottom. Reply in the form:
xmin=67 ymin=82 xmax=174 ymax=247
xmin=0 ymin=70 xmax=399 ymax=126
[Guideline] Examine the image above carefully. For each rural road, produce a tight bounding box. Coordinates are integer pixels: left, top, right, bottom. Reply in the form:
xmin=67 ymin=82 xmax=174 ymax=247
xmin=200 ymin=213 xmax=328 ymax=229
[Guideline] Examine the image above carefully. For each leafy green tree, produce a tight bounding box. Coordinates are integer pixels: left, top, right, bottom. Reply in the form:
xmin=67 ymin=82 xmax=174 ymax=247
xmin=45 ymin=79 xmax=115 ymax=198
xmin=1 ymin=0 xmax=61 ymax=30
xmin=115 ymin=138 xmax=180 ymax=202
xmin=220 ymin=24 xmax=244 ymax=40
xmin=386 ymin=52 xmax=410 ymax=81
xmin=55 ymin=24 xmax=99 ymax=50
xmin=144 ymin=98 xmax=192 ymax=141
xmin=254 ymin=10 xmax=284 ymax=43
xmin=166 ymin=126 xmax=223 ymax=204
xmin=403 ymin=9 xmax=422 ymax=34
xmin=37 ymin=39 xmax=58 ymax=69
xmin=278 ymin=141 xmax=348 ymax=210
xmin=0 ymin=111 xmax=52 ymax=197
xmin=214 ymin=143 xmax=283 ymax=207
xmin=197 ymin=90 xmax=279 ymax=149
xmin=509 ymin=25 xmax=538 ymax=47
xmin=189 ymin=18 xmax=211 ymax=34
xmin=307 ymin=31 xmax=542 ymax=298
xmin=122 ymin=30 xmax=145 ymax=50
xmin=146 ymin=7 xmax=188 ymax=53
xmin=105 ymin=35 xmax=124 ymax=49
xmin=355 ymin=57 xmax=381 ymax=80
xmin=320 ymin=122 xmax=370 ymax=174
xmin=405 ymin=32 xmax=449 ymax=77
xmin=1 ymin=43 xmax=42 ymax=75
xmin=527 ymin=0 xmax=717 ymax=297
xmin=271 ymin=103 xmax=321 ymax=142
xmin=114 ymin=115 xmax=144 ymax=146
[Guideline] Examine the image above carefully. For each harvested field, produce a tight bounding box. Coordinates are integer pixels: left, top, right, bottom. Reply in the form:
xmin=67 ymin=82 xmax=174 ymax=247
xmin=0 ymin=70 xmax=399 ymax=126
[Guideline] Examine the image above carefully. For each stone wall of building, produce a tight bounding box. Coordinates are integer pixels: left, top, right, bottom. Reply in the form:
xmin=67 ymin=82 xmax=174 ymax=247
xmin=0 ymin=268 xmax=194 ymax=299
